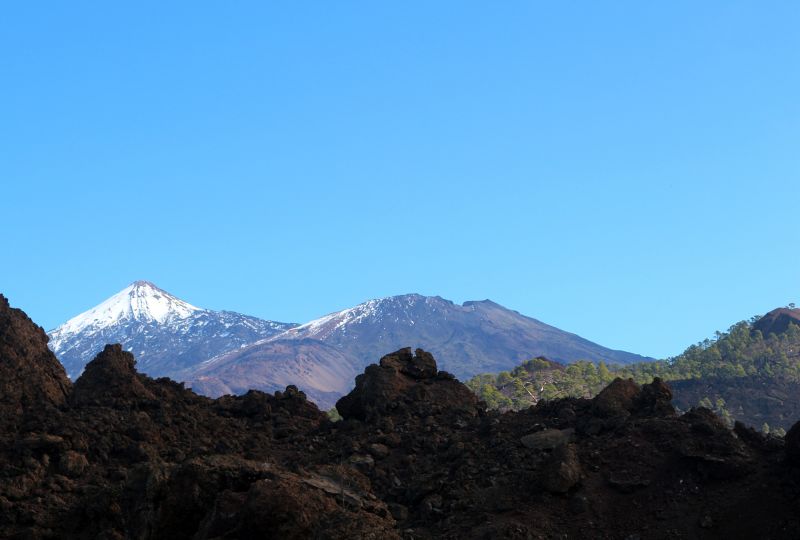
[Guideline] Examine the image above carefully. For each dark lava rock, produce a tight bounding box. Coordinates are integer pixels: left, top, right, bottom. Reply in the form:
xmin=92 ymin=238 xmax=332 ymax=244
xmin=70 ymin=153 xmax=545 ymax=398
xmin=2 ymin=295 xmax=800 ymax=539
xmin=335 ymin=347 xmax=480 ymax=422
xmin=71 ymin=344 xmax=155 ymax=406
xmin=0 ymin=294 xmax=70 ymax=419
xmin=520 ymin=428 xmax=574 ymax=450
xmin=589 ymin=377 xmax=674 ymax=423
xmin=59 ymin=450 xmax=89 ymax=477
xmin=382 ymin=347 xmax=438 ymax=380
xmin=540 ymin=443 xmax=581 ymax=493
xmin=592 ymin=377 xmax=640 ymax=417
xmin=192 ymin=468 xmax=398 ymax=540
xmin=635 ymin=377 xmax=675 ymax=417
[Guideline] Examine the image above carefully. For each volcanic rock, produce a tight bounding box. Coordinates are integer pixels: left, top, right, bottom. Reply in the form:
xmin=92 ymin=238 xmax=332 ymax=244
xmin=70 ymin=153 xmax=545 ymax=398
xmin=2 ymin=295 xmax=800 ymax=539
xmin=520 ymin=428 xmax=575 ymax=450
xmin=335 ymin=347 xmax=480 ymax=422
xmin=592 ymin=377 xmax=640 ymax=417
xmin=71 ymin=344 xmax=155 ymax=406
xmin=59 ymin=450 xmax=89 ymax=477
xmin=0 ymin=294 xmax=70 ymax=419
xmin=635 ymin=377 xmax=675 ymax=416
xmin=540 ymin=443 xmax=582 ymax=493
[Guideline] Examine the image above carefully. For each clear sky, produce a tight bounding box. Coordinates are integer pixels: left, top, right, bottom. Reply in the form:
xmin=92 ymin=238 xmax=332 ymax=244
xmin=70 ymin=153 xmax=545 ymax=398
xmin=2 ymin=2 xmax=798 ymax=359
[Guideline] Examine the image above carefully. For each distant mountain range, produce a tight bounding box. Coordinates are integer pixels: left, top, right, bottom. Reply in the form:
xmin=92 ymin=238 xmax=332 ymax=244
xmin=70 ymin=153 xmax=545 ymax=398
xmin=48 ymin=281 xmax=652 ymax=408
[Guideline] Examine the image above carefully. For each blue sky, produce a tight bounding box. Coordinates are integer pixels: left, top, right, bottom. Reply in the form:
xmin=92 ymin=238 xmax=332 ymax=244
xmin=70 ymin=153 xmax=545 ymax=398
xmin=2 ymin=2 xmax=798 ymax=359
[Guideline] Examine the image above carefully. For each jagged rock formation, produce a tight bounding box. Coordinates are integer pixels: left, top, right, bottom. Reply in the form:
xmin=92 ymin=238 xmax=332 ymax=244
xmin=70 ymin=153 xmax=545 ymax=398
xmin=0 ymin=295 xmax=71 ymax=423
xmin=3 ymin=294 xmax=800 ymax=539
xmin=1 ymin=295 xmax=393 ymax=539
xmin=335 ymin=348 xmax=479 ymax=422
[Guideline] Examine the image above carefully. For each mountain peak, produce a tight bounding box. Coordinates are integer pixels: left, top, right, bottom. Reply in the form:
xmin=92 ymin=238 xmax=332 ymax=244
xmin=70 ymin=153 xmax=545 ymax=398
xmin=47 ymin=283 xmax=296 ymax=381
xmin=50 ymin=282 xmax=201 ymax=339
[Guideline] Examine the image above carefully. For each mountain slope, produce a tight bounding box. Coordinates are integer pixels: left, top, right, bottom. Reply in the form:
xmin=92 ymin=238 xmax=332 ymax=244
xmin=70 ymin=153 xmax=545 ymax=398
xmin=280 ymin=295 xmax=649 ymax=374
xmin=48 ymin=281 xmax=296 ymax=379
xmin=753 ymin=307 xmax=800 ymax=336
xmin=468 ymin=307 xmax=800 ymax=431
xmin=184 ymin=294 xmax=652 ymax=406
xmin=187 ymin=339 xmax=361 ymax=409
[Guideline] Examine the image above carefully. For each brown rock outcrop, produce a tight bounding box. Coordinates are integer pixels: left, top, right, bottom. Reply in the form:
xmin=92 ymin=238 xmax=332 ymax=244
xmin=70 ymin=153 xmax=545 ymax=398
xmin=1 ymin=295 xmax=800 ymax=539
xmin=71 ymin=344 xmax=156 ymax=406
xmin=0 ymin=294 xmax=70 ymax=420
xmin=335 ymin=347 xmax=481 ymax=422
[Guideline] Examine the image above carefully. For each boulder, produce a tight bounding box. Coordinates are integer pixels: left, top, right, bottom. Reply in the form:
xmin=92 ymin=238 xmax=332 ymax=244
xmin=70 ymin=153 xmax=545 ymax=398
xmin=541 ymin=444 xmax=581 ymax=493
xmin=335 ymin=348 xmax=479 ymax=422
xmin=635 ymin=377 xmax=675 ymax=416
xmin=381 ymin=348 xmax=437 ymax=380
xmin=592 ymin=378 xmax=640 ymax=417
xmin=521 ymin=428 xmax=575 ymax=450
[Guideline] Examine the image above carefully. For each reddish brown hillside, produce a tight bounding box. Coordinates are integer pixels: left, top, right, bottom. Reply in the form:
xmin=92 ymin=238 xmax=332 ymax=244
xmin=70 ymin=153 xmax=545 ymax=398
xmin=753 ymin=307 xmax=800 ymax=336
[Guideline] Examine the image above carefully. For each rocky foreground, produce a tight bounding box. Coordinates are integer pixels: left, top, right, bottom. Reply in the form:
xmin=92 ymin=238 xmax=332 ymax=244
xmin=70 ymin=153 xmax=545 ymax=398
xmin=2 ymin=294 xmax=800 ymax=539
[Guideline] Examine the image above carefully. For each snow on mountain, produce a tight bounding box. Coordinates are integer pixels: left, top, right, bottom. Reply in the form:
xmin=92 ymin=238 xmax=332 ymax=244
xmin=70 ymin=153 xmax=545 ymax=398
xmin=264 ymin=293 xmax=651 ymax=375
xmin=183 ymin=293 xmax=654 ymax=409
xmin=273 ymin=295 xmax=425 ymax=342
xmin=49 ymin=281 xmax=200 ymax=351
xmin=267 ymin=294 xmax=460 ymax=341
xmin=50 ymin=285 xmax=653 ymax=410
xmin=48 ymin=281 xmax=296 ymax=380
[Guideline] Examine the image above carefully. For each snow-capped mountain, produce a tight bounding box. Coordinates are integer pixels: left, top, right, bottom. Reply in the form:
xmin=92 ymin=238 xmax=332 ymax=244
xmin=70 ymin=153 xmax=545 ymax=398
xmin=183 ymin=294 xmax=653 ymax=409
xmin=48 ymin=281 xmax=296 ymax=380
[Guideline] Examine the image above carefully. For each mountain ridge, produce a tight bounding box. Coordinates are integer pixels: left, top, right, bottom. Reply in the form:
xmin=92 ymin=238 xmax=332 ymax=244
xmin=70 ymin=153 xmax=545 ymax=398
xmin=184 ymin=292 xmax=653 ymax=408
xmin=48 ymin=283 xmax=653 ymax=408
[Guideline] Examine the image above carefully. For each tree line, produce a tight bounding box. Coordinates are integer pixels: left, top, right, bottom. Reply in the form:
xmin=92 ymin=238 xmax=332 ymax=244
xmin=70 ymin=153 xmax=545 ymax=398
xmin=466 ymin=318 xmax=800 ymax=431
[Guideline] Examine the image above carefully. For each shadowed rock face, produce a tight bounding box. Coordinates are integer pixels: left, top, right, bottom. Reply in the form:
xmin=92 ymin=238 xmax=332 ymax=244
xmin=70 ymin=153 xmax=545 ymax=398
xmin=71 ymin=344 xmax=156 ymax=406
xmin=0 ymin=295 xmax=393 ymax=539
xmin=2 ymin=295 xmax=800 ymax=539
xmin=0 ymin=294 xmax=70 ymax=419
